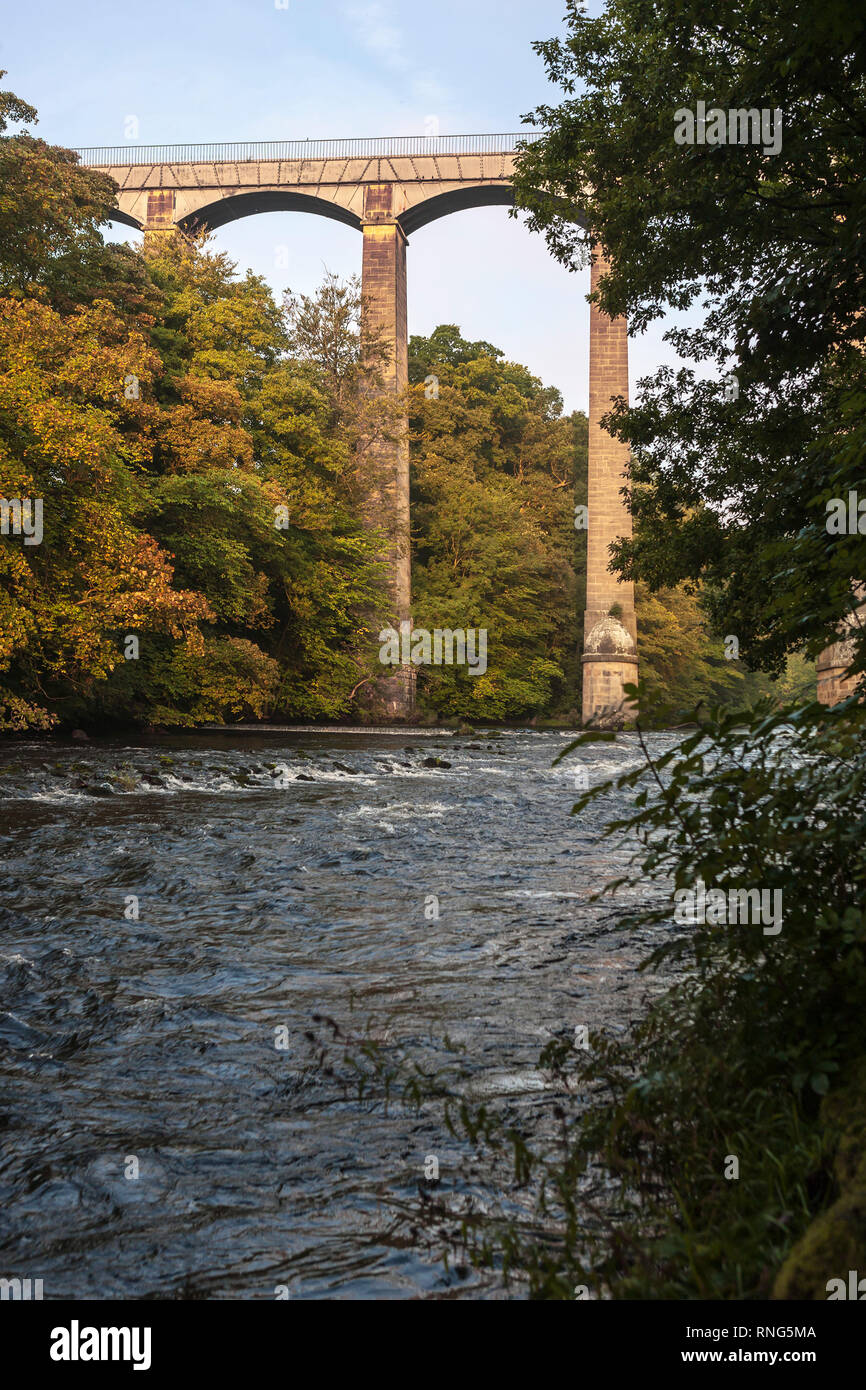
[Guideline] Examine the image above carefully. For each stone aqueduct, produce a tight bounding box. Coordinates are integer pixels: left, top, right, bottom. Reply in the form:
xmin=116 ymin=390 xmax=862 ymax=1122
xmin=78 ymin=133 xmax=851 ymax=719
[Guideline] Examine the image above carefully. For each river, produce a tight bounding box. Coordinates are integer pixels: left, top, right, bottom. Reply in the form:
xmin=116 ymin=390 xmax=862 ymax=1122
xmin=0 ymin=728 xmax=679 ymax=1299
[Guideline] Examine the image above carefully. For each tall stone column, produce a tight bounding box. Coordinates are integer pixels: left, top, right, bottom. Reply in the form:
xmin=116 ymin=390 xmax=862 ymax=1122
xmin=359 ymin=184 xmax=414 ymax=719
xmin=582 ymin=248 xmax=638 ymax=725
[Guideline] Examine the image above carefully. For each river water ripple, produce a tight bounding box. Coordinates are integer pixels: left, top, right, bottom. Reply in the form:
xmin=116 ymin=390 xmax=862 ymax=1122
xmin=0 ymin=729 xmax=679 ymax=1299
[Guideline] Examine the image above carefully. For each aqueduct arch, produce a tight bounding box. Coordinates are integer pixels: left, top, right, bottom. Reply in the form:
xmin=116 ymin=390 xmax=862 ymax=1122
xmin=80 ymin=135 xmax=637 ymax=723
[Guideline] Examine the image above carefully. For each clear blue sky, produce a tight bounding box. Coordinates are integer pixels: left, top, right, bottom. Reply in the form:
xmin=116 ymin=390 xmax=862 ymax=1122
xmin=1 ymin=0 xmax=684 ymax=413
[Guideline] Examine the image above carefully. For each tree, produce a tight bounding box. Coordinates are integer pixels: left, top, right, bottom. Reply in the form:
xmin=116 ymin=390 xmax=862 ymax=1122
xmin=408 ymin=326 xmax=799 ymax=721
xmin=0 ymin=295 xmax=211 ymax=729
xmin=0 ymin=82 xmax=385 ymax=730
xmin=409 ymin=324 xmax=504 ymax=378
xmin=409 ymin=329 xmax=584 ymax=718
xmin=513 ymin=0 xmax=866 ymax=685
xmin=132 ymin=242 xmax=387 ymax=723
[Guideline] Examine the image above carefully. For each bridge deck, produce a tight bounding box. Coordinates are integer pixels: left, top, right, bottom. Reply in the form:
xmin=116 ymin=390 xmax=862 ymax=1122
xmin=74 ymin=132 xmax=541 ymax=167
xmin=75 ymin=134 xmax=544 ymax=234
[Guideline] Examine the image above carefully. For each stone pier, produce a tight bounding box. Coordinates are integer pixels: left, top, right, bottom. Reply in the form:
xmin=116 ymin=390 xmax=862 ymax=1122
xmin=582 ymin=249 xmax=638 ymax=725
xmin=359 ymin=186 xmax=414 ymax=719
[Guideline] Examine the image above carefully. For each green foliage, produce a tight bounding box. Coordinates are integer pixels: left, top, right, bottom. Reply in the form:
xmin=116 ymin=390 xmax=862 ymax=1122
xmin=125 ymin=240 xmax=387 ymax=725
xmin=408 ymin=328 xmax=805 ymax=722
xmin=408 ymin=329 xmax=585 ymax=719
xmin=541 ymin=698 xmax=866 ymax=1298
xmin=635 ymin=583 xmax=810 ymax=718
xmin=514 ymin=0 xmax=866 ymax=684
xmin=409 ymin=323 xmax=505 ymax=378
xmin=154 ymin=635 xmax=280 ymax=727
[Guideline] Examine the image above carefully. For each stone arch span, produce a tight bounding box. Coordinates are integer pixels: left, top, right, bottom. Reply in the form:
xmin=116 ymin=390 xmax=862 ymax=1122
xmin=398 ymin=184 xmax=516 ymax=236
xmin=107 ymin=209 xmax=142 ymax=233
xmin=177 ymin=190 xmax=363 ymax=235
xmin=398 ymin=186 xmax=585 ymax=238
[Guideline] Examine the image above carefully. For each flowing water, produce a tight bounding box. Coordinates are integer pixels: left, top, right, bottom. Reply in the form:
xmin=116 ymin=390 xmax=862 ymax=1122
xmin=0 ymin=728 xmax=680 ymax=1299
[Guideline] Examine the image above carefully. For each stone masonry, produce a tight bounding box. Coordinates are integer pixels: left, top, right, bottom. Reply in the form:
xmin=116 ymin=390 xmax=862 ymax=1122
xmin=582 ymin=249 xmax=638 ymax=725
xmin=359 ymin=187 xmax=414 ymax=719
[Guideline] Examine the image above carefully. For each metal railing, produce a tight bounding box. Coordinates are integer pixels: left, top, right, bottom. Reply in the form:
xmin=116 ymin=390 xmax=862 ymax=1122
xmin=74 ymin=132 xmax=543 ymax=167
